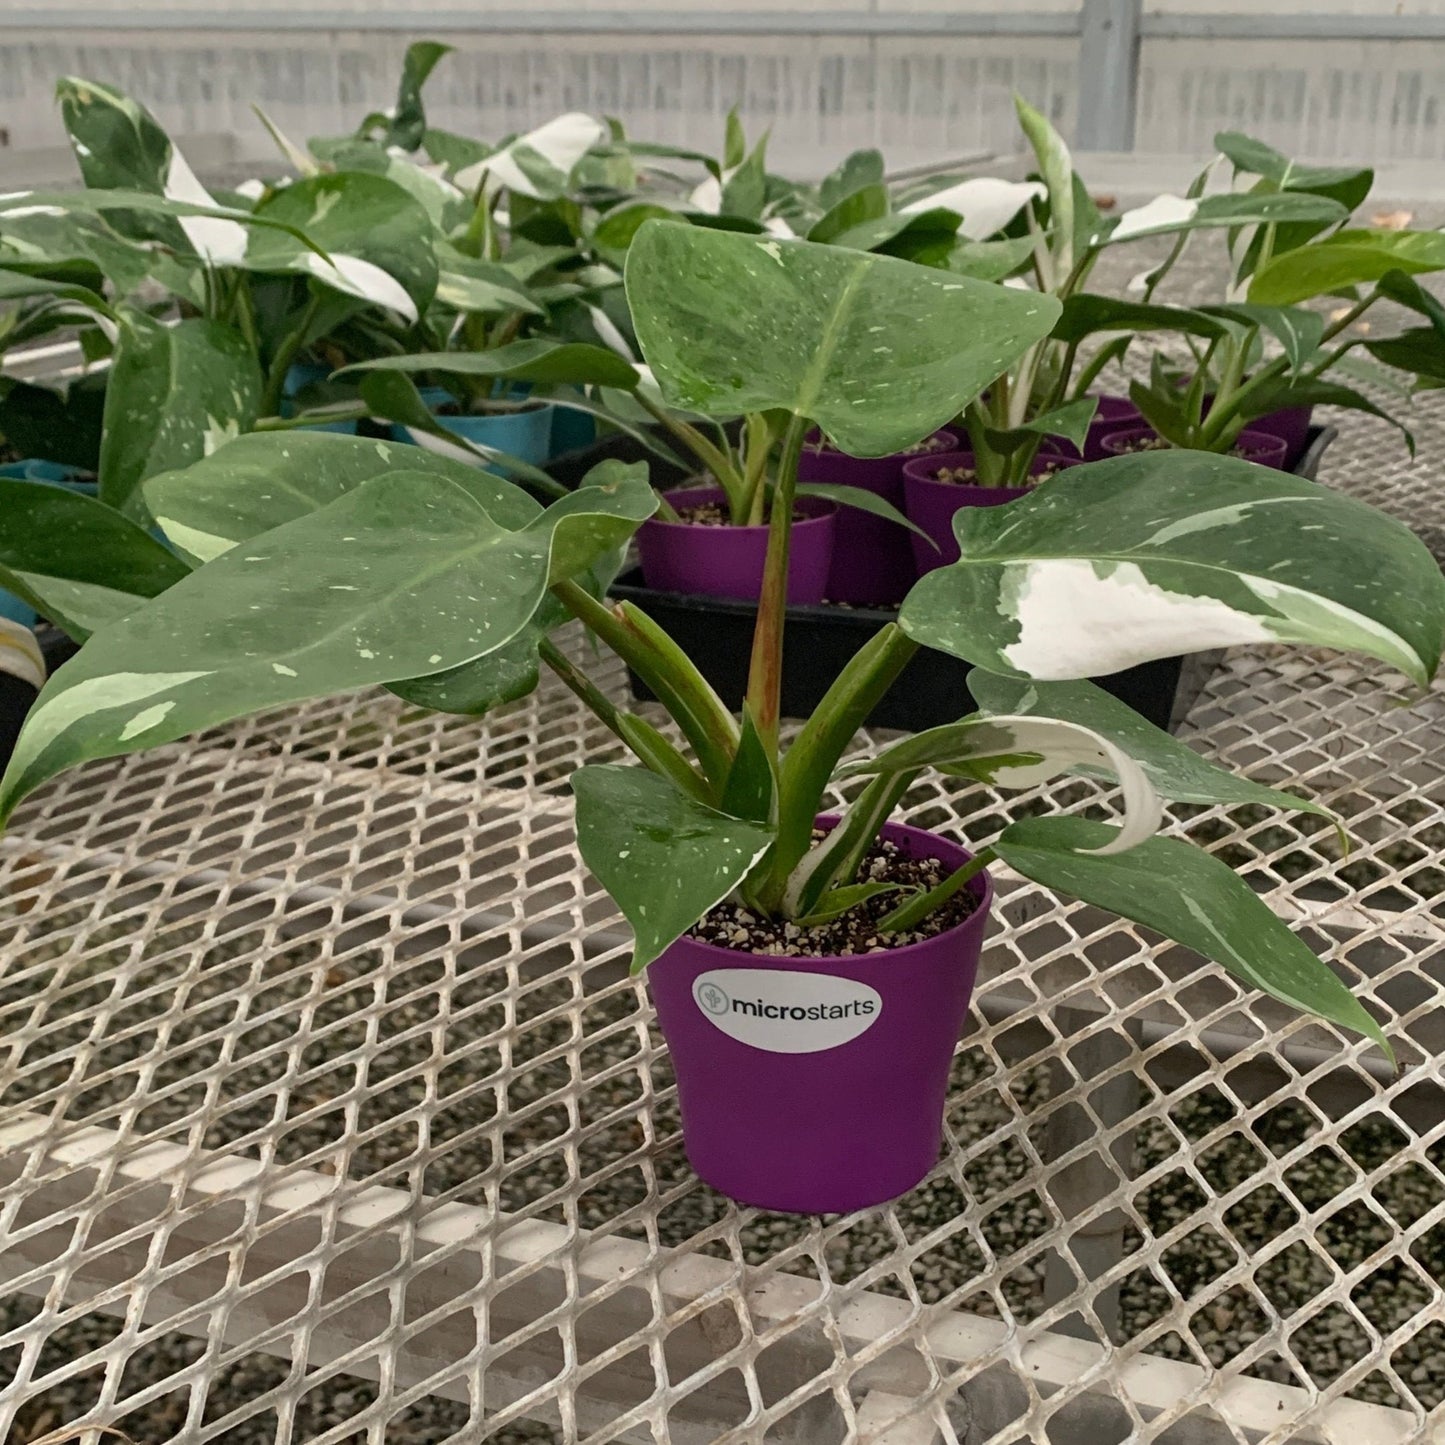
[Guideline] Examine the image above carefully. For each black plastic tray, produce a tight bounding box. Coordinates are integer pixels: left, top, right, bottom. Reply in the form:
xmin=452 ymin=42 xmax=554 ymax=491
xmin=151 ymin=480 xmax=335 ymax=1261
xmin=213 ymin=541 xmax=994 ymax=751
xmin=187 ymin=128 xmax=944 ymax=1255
xmin=606 ymin=426 xmax=1338 ymax=734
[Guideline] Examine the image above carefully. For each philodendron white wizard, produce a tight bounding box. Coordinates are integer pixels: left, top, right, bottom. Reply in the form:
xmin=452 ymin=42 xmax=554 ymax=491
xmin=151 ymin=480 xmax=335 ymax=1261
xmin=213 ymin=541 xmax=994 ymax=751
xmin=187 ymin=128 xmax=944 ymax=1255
xmin=4 ymin=224 xmax=1443 ymax=1067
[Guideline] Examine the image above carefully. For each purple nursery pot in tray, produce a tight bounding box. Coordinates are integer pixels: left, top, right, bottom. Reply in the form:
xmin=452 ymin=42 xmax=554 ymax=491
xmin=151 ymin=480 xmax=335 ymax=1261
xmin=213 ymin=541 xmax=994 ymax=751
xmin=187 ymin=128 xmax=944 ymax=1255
xmin=903 ymin=450 xmax=1079 ymax=573
xmin=1100 ymin=426 xmax=1290 ymax=470
xmin=799 ymin=428 xmax=956 ymax=606
xmin=647 ymin=816 xmax=994 ymax=1213
xmin=1244 ymin=405 xmax=1314 ymax=469
xmin=635 ymin=486 xmax=837 ymax=605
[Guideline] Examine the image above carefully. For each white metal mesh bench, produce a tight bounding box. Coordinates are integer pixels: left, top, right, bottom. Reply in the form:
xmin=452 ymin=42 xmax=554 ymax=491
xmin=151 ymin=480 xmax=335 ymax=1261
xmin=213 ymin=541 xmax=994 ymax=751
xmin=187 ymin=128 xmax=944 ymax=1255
xmin=2 ymin=397 xmax=1444 ymax=1444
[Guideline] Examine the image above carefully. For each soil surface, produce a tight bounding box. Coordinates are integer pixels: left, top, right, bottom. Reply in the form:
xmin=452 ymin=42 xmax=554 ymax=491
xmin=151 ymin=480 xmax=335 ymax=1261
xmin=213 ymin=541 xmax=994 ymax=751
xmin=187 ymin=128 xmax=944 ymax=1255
xmin=690 ymin=836 xmax=976 ymax=957
xmin=1111 ymin=434 xmax=1263 ymax=460
xmin=0 ymin=443 xmax=21 ymax=465
xmin=926 ymin=462 xmax=1062 ymax=485
xmin=672 ymin=500 xmax=805 ymax=527
xmin=812 ymin=432 xmax=952 ymax=457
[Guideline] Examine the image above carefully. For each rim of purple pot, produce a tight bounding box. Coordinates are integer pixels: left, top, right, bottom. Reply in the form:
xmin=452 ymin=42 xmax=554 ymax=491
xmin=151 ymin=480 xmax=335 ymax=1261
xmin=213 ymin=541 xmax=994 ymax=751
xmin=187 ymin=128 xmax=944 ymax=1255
xmin=803 ymin=427 xmax=959 ymax=459
xmin=901 ymin=449 xmax=1079 ymax=489
xmin=645 ymin=483 xmax=837 ymax=531
xmin=1099 ymin=426 xmax=1289 ymax=465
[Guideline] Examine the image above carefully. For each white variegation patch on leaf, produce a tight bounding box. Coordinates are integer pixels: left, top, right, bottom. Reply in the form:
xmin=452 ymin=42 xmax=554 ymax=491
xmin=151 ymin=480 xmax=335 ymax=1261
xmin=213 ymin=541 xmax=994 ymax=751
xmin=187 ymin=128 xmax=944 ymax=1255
xmin=899 ymin=451 xmax=1445 ymax=688
xmin=841 ymin=713 xmax=1163 ymax=855
xmin=1111 ymin=194 xmax=1199 ymax=243
xmin=454 ymin=113 xmax=607 ymax=199
xmin=901 ymin=177 xmax=1045 ymax=241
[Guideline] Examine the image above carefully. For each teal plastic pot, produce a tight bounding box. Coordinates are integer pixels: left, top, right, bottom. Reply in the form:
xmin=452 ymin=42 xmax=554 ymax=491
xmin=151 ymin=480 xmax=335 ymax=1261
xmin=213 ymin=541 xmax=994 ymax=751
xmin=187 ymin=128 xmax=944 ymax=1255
xmin=282 ymin=362 xmax=358 ymax=436
xmin=395 ymin=386 xmax=555 ymax=471
xmin=0 ymin=464 xmax=99 ymax=626
xmin=549 ymin=389 xmax=598 ymax=458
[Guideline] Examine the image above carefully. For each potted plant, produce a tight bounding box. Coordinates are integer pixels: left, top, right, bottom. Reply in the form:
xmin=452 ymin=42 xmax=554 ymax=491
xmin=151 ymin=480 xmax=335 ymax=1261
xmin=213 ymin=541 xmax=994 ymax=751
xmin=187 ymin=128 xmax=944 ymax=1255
xmin=4 ymin=224 xmax=1441 ymax=1216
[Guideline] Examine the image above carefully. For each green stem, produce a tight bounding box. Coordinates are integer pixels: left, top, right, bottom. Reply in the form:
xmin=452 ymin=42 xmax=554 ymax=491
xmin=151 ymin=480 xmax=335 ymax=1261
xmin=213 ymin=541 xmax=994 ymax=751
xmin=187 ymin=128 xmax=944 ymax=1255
xmin=539 ymin=638 xmax=709 ymax=801
xmin=262 ymin=294 xmax=323 ymax=417
xmin=635 ymin=393 xmax=748 ymax=513
xmin=743 ymin=412 xmax=807 ymax=758
xmin=876 ymin=847 xmax=996 ymax=933
xmin=254 ymin=405 xmax=368 ymax=431
xmin=756 ymin=621 xmax=919 ymax=912
xmin=551 ymin=581 xmax=739 ymax=791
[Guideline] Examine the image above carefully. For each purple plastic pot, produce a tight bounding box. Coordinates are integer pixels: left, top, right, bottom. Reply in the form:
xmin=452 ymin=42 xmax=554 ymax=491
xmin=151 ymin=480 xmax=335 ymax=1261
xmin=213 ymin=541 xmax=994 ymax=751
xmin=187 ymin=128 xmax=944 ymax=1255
xmin=648 ymin=816 xmax=994 ymax=1213
xmin=636 ymin=486 xmax=837 ymax=605
xmin=1100 ymin=425 xmax=1290 ymax=470
xmin=799 ymin=429 xmax=956 ymax=606
xmin=903 ymin=451 xmax=1077 ymax=574
xmin=1244 ymin=405 xmax=1314 ymax=469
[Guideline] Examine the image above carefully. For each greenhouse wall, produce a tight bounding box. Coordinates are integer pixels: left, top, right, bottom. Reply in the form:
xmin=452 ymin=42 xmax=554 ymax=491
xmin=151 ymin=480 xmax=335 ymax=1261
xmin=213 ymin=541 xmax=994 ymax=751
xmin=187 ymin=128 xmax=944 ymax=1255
xmin=3 ymin=4 xmax=1445 ymax=172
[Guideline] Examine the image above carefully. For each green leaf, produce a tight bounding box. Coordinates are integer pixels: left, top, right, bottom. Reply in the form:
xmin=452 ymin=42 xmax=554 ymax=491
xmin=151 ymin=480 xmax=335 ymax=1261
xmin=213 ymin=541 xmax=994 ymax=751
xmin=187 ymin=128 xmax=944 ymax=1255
xmin=0 ymin=210 xmax=153 ymax=296
xmin=1054 ymin=295 xmax=1231 ymax=346
xmin=794 ymin=483 xmax=932 ymax=542
xmin=824 ymin=207 xmax=960 ymax=262
xmin=364 ymin=40 xmax=452 ymax=152
xmin=1243 ymin=378 xmax=1412 ymax=450
xmin=572 ymin=764 xmax=774 ymax=972
xmin=967 ymin=671 xmax=1337 ymax=825
xmin=994 ymin=816 xmax=1390 ymax=1057
xmin=1377 ymin=268 xmax=1445 ymax=338
xmin=720 ymin=133 xmax=769 ymax=221
xmin=99 ymin=312 xmax=262 ymax=520
xmin=1249 ymin=229 xmax=1445 ymax=306
xmin=723 ymin=109 xmax=747 ymax=173
xmin=1106 ymin=192 xmax=1348 ymax=247
xmin=1201 ymin=303 xmax=1324 ymax=372
xmin=898 ymin=450 xmax=1445 ymax=689
xmin=58 ymin=76 xmax=173 ymax=194
xmin=1214 ymin=132 xmax=1370 ymax=194
xmin=142 ymin=430 xmax=541 ymax=564
xmin=0 ymin=479 xmax=190 ymax=639
xmin=248 ymin=172 xmax=439 ymax=318
xmin=1015 ymin=95 xmax=1074 ymax=275
xmin=939 ymin=234 xmax=1040 ymax=281
xmin=624 ymin=222 xmax=1060 ymax=456
xmin=983 ymin=397 xmax=1099 ymax=453
xmin=795 ymin=881 xmax=900 ymax=929
xmin=0 ymin=375 xmax=106 ymax=472
xmin=1365 ymin=328 xmax=1445 ymax=385
xmin=719 ymin=705 xmax=777 ymax=825
xmin=808 ymin=183 xmax=890 ymax=245
xmin=340 ymin=339 xmax=639 ymax=390
xmin=818 ymin=148 xmax=885 ymax=211
xmin=0 ymin=469 xmax=656 ymax=822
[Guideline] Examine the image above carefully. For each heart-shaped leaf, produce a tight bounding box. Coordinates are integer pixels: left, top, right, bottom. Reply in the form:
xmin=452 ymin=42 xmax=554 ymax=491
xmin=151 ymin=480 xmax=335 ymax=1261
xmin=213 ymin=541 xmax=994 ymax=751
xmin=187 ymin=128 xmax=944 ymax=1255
xmin=899 ymin=450 xmax=1445 ymax=688
xmin=573 ymin=763 xmax=774 ymax=972
xmin=994 ymin=815 xmax=1389 ymax=1057
xmin=1214 ymin=132 xmax=1371 ymax=195
xmin=624 ymin=222 xmax=1060 ymax=456
xmin=99 ymin=312 xmax=262 ymax=520
xmin=0 ymin=468 xmax=657 ymax=822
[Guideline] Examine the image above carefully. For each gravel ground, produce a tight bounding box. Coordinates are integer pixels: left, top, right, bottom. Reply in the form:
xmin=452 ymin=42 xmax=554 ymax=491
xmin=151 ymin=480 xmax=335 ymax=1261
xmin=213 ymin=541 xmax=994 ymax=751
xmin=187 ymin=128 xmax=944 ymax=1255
xmin=4 ymin=909 xmax=1442 ymax=1441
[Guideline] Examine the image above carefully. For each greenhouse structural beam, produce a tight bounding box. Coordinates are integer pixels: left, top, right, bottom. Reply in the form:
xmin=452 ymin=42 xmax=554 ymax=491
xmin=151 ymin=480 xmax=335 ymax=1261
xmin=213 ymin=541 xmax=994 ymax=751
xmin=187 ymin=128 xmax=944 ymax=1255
xmin=1077 ymin=0 xmax=1141 ymax=152
xmin=0 ymin=10 xmax=1084 ymax=36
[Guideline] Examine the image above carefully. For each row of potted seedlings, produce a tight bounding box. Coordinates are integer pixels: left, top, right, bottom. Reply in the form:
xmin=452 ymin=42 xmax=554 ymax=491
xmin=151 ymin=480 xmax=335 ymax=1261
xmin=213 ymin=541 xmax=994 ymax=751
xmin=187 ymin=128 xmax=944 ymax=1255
xmin=2 ymin=51 xmax=1445 ymax=1214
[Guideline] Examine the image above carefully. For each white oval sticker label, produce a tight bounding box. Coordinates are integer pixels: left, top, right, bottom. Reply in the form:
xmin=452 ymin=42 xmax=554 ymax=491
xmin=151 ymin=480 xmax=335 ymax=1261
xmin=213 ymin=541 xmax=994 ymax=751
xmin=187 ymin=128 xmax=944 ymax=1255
xmin=692 ymin=968 xmax=882 ymax=1054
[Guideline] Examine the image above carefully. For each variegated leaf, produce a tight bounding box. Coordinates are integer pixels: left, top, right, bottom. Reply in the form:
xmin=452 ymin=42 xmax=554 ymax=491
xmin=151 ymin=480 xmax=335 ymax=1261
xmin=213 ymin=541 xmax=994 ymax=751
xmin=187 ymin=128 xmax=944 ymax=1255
xmin=840 ymin=713 xmax=1162 ymax=855
xmin=0 ymin=468 xmax=657 ymax=823
xmin=899 ymin=450 xmax=1445 ymax=688
xmin=624 ymin=223 xmax=1060 ymax=456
